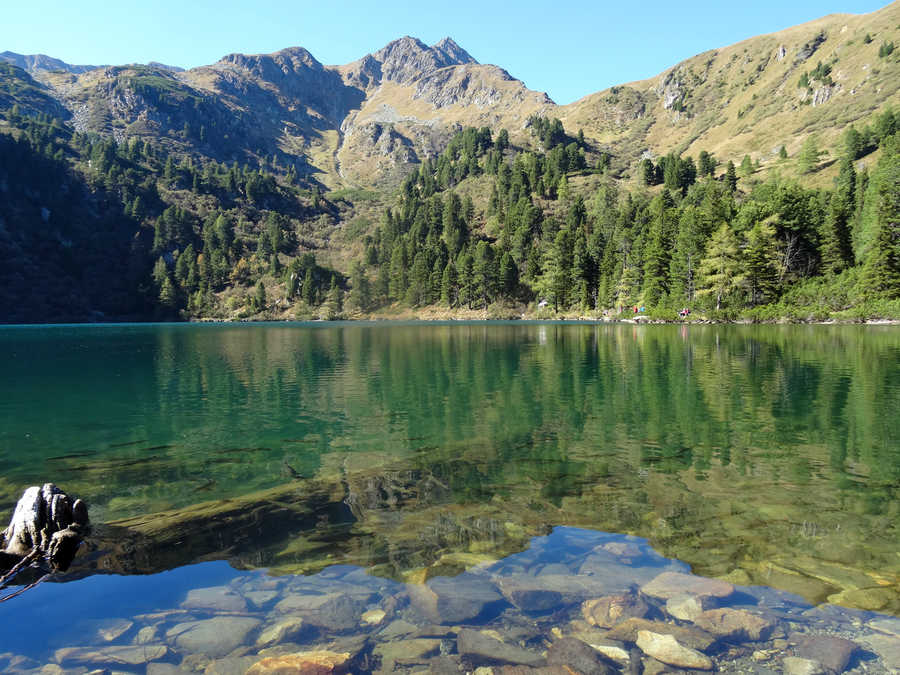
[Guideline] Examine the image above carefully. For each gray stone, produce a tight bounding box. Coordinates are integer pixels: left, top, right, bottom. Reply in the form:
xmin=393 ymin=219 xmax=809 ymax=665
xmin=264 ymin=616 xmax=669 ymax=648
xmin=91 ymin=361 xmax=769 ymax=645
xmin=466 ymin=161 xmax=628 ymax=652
xmin=694 ymin=608 xmax=776 ymax=641
xmin=256 ymin=617 xmax=305 ymax=647
xmin=783 ymin=656 xmax=827 ymax=675
xmin=665 ymin=593 xmax=717 ymax=621
xmin=429 ymin=576 xmax=503 ymax=624
xmin=868 ymin=617 xmax=900 ymax=638
xmin=166 ymin=616 xmax=261 ymax=658
xmin=457 ymin=628 xmax=546 ymax=668
xmin=76 ymin=618 xmax=133 ymax=643
xmin=54 ymin=644 xmax=169 ymax=666
xmin=245 ymin=590 xmax=280 ymax=609
xmin=147 ymin=665 xmax=183 ymax=675
xmin=640 ymin=571 xmax=734 ymax=601
xmin=498 ymin=577 xmax=563 ymax=612
xmin=859 ymin=634 xmax=900 ymax=671
xmin=275 ymin=592 xmax=364 ymax=632
xmin=182 ymin=585 xmax=248 ymax=613
xmin=635 ymin=631 xmax=713 ymax=671
xmin=794 ymin=635 xmax=857 ymax=673
xmin=134 ymin=625 xmax=159 ymax=645
xmin=203 ymin=655 xmax=260 ymax=675
xmin=546 ymin=637 xmax=615 ymax=674
xmin=374 ymin=638 xmax=442 ymax=671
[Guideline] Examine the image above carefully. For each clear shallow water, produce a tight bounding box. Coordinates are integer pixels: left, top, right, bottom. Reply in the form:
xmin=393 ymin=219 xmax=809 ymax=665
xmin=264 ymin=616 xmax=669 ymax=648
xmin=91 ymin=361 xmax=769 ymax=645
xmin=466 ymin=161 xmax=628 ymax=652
xmin=0 ymin=322 xmax=898 ymax=670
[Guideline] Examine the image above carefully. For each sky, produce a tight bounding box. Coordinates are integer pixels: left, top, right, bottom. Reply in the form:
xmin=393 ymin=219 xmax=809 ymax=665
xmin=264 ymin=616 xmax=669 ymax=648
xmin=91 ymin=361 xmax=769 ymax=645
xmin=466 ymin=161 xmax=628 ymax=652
xmin=1 ymin=0 xmax=893 ymax=104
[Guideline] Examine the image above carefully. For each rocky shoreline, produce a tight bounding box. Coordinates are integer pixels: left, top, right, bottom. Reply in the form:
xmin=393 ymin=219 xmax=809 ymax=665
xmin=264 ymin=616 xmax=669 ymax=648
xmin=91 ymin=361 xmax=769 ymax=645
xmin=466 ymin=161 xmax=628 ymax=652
xmin=2 ymin=529 xmax=897 ymax=674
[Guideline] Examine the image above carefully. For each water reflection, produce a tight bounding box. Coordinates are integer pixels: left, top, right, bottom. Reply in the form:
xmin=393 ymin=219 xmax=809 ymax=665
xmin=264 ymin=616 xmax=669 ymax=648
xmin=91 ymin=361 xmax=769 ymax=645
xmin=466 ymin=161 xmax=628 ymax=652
xmin=0 ymin=323 xmax=898 ymax=616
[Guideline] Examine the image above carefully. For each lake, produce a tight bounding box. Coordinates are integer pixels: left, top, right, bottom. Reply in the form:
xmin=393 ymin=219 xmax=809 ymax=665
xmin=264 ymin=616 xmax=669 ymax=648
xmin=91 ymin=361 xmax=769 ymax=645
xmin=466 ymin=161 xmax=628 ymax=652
xmin=0 ymin=322 xmax=898 ymax=672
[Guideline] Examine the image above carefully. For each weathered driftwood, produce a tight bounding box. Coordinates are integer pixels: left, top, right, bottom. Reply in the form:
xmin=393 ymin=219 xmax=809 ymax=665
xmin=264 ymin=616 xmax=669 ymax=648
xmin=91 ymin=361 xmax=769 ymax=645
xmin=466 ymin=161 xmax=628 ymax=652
xmin=2 ymin=483 xmax=89 ymax=574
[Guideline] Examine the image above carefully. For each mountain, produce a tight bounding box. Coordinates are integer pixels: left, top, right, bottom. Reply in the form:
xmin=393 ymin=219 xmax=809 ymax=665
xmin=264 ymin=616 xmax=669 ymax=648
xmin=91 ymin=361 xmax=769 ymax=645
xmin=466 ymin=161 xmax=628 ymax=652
xmin=562 ymin=3 xmax=900 ymax=174
xmin=0 ymin=4 xmax=898 ymax=323
xmin=0 ymin=51 xmax=99 ymax=74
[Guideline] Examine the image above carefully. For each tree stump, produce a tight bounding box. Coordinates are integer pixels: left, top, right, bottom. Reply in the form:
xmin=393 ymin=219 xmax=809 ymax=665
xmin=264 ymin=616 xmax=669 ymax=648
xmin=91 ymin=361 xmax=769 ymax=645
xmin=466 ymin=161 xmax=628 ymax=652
xmin=2 ymin=483 xmax=89 ymax=572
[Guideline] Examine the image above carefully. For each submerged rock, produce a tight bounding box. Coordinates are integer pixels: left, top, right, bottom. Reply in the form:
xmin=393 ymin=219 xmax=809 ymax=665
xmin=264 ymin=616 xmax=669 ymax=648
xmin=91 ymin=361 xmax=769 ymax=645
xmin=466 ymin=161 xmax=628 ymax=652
xmin=665 ymin=592 xmax=718 ymax=621
xmin=640 ymin=571 xmax=734 ymax=601
xmin=373 ymin=638 xmax=442 ymax=671
xmin=166 ymin=616 xmax=261 ymax=658
xmin=255 ymin=617 xmax=305 ymax=647
xmin=183 ymin=585 xmax=248 ymax=612
xmin=246 ymin=650 xmax=351 ymax=674
xmin=694 ymin=608 xmax=777 ymax=641
xmin=457 ymin=628 xmax=546 ymax=668
xmin=792 ymin=634 xmax=857 ymax=673
xmin=783 ymin=656 xmax=827 ymax=675
xmin=429 ymin=576 xmax=504 ymax=623
xmin=635 ymin=630 xmax=713 ymax=670
xmin=54 ymin=644 xmax=169 ymax=666
xmin=582 ymin=593 xmax=652 ymax=628
xmin=604 ymin=618 xmax=716 ymax=651
xmin=546 ymin=637 xmax=616 ymax=674
xmin=275 ymin=592 xmax=365 ymax=632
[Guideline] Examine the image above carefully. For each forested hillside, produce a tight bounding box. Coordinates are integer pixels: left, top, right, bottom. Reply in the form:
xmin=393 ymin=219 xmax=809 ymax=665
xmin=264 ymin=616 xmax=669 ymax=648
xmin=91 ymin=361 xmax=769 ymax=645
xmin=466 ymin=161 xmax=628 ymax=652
xmin=0 ymin=4 xmax=898 ymax=322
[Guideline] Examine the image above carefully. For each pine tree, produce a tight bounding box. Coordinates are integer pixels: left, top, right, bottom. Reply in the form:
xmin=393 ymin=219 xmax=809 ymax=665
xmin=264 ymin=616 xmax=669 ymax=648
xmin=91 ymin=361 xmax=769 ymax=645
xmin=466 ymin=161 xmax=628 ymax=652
xmin=862 ymin=165 xmax=900 ymax=297
xmin=725 ymin=161 xmax=738 ymax=192
xmin=441 ymin=260 xmax=459 ymax=306
xmin=798 ymin=134 xmax=823 ymax=174
xmin=697 ymin=224 xmax=745 ymax=310
xmin=744 ymin=219 xmax=780 ymax=305
xmin=302 ymin=268 xmax=316 ymax=306
xmin=348 ymin=262 xmax=371 ymax=311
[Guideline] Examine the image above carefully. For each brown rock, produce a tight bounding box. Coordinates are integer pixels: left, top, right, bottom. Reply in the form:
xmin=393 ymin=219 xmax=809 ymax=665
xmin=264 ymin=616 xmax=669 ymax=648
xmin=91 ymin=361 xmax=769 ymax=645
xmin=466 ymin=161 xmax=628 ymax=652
xmin=546 ymin=637 xmax=616 ymax=674
xmin=640 ymin=572 xmax=734 ymax=601
xmin=635 ymin=631 xmax=713 ymax=671
xmin=604 ymin=618 xmax=716 ymax=651
xmin=582 ymin=594 xmax=652 ymax=628
xmin=694 ymin=608 xmax=776 ymax=642
xmin=246 ymin=650 xmax=350 ymax=675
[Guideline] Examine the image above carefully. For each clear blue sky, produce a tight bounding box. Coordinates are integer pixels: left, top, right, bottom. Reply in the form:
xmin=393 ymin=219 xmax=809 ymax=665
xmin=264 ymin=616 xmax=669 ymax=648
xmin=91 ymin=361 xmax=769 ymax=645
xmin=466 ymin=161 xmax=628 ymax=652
xmin=1 ymin=1 xmax=892 ymax=104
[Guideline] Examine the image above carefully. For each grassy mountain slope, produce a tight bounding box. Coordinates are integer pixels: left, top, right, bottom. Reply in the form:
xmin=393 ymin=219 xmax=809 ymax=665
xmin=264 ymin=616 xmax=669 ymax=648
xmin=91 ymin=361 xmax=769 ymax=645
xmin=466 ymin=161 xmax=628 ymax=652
xmin=564 ymin=3 xmax=900 ymax=182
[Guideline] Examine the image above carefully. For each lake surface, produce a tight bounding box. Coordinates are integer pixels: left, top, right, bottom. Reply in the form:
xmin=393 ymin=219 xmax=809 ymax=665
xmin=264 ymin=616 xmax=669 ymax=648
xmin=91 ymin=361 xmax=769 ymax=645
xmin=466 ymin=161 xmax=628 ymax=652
xmin=0 ymin=322 xmax=898 ymax=672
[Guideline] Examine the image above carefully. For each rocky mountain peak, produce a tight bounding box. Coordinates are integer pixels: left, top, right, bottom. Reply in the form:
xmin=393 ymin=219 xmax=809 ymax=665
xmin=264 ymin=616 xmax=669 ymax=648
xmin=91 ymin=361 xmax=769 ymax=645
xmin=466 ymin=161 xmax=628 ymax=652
xmin=431 ymin=37 xmax=476 ymax=65
xmin=0 ymin=51 xmax=99 ymax=74
xmin=214 ymin=46 xmax=324 ymax=76
xmin=370 ymin=36 xmax=477 ymax=86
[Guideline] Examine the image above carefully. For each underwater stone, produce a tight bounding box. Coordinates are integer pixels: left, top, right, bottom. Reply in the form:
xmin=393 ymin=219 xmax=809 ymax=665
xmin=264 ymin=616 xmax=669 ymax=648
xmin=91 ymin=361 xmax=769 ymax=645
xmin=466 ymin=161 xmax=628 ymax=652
xmin=183 ymin=585 xmax=248 ymax=612
xmin=546 ymin=637 xmax=616 ymax=674
xmin=246 ymin=650 xmax=351 ymax=675
xmin=635 ymin=630 xmax=713 ymax=670
xmin=640 ymin=571 xmax=734 ymax=601
xmin=582 ymin=593 xmax=652 ymax=627
xmin=166 ymin=616 xmax=261 ymax=658
xmin=694 ymin=608 xmax=777 ymax=641
xmin=457 ymin=628 xmax=546 ymax=668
